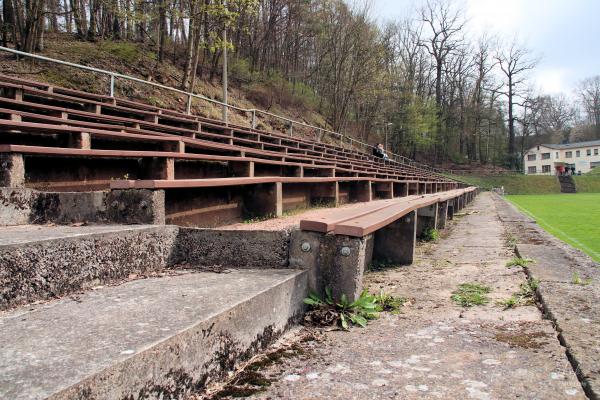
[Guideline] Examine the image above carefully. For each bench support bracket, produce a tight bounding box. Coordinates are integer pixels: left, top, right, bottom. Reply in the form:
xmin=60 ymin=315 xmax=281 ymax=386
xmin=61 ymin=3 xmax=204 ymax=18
xmin=416 ymin=204 xmax=438 ymax=237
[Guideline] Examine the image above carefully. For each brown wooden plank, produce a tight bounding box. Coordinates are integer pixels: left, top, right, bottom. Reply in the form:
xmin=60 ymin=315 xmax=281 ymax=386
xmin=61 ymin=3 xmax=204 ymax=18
xmin=111 ymin=176 xmax=282 ymax=189
xmin=333 ymin=195 xmax=443 ymax=237
xmin=299 ymin=198 xmax=407 ymax=233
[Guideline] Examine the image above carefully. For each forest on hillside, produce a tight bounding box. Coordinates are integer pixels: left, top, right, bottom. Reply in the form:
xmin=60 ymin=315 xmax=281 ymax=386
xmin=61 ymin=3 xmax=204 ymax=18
xmin=1 ymin=0 xmax=599 ymax=169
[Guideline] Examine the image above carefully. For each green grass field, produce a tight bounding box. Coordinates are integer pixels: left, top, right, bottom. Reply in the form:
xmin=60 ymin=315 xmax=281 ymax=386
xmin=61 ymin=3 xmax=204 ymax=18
xmin=506 ymin=194 xmax=600 ymax=262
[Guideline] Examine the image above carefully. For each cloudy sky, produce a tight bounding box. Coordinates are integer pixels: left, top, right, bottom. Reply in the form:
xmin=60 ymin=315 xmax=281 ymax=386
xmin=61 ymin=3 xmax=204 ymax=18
xmin=369 ymin=0 xmax=600 ymax=96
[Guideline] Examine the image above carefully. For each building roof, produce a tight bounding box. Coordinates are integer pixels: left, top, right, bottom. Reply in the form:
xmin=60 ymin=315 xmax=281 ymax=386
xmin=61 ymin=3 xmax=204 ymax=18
xmin=540 ymin=140 xmax=600 ymax=150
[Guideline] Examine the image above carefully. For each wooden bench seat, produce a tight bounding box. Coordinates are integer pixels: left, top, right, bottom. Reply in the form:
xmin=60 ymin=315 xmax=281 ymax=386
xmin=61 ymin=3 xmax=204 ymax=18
xmin=0 ymin=120 xmax=184 ymax=150
xmin=300 ymin=188 xmax=472 ymax=236
xmin=333 ymin=195 xmax=442 ymax=237
xmin=0 ymin=144 xmax=338 ymax=180
xmin=291 ymin=187 xmax=476 ymax=302
xmin=109 ymin=176 xmax=408 ymax=190
xmin=0 ymin=79 xmax=194 ymax=124
xmin=0 ymin=117 xmax=387 ymax=179
xmin=0 ymin=108 xmax=432 ymax=180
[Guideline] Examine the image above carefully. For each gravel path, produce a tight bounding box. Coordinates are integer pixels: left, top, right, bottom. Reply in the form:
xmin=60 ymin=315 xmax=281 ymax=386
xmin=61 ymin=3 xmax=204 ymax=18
xmin=214 ymin=192 xmax=585 ymax=399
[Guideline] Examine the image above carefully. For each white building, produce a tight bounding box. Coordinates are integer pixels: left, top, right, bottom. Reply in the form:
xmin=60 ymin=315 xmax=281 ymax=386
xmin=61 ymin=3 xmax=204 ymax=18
xmin=523 ymin=140 xmax=600 ymax=175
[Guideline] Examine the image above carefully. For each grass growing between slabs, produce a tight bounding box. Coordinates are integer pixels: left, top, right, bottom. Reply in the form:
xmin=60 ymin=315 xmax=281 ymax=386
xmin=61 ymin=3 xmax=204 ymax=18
xmin=506 ymin=193 xmax=600 ymax=262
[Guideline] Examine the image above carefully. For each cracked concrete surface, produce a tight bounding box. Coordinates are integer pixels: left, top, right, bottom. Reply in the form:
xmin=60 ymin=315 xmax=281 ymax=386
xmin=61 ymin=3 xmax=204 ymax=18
xmin=234 ymin=192 xmax=585 ymax=400
xmin=495 ymin=194 xmax=600 ymax=399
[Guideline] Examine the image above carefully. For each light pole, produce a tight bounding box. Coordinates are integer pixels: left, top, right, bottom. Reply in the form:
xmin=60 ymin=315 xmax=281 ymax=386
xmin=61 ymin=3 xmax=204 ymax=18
xmin=222 ymin=0 xmax=228 ymax=125
xmin=383 ymin=122 xmax=392 ymax=152
xmin=383 ymin=122 xmax=394 ymax=151
xmin=374 ymin=122 xmax=393 ymax=151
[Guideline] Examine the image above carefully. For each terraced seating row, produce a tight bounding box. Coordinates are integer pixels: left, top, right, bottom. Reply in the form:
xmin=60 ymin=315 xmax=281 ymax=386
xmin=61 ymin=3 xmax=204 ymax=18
xmin=0 ymin=74 xmax=446 ymax=177
xmin=0 ymin=73 xmax=464 ymax=227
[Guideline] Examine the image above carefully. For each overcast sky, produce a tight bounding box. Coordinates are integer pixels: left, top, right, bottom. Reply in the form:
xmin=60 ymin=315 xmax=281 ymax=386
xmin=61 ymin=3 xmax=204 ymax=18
xmin=369 ymin=0 xmax=600 ymax=96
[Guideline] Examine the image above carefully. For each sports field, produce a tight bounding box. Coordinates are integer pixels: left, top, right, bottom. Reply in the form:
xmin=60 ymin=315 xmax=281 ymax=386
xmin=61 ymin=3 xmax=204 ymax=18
xmin=506 ymin=194 xmax=600 ymax=262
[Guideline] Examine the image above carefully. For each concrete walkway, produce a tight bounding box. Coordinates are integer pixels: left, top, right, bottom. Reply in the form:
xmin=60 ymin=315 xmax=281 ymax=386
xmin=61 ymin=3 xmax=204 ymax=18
xmin=235 ymin=192 xmax=585 ymax=399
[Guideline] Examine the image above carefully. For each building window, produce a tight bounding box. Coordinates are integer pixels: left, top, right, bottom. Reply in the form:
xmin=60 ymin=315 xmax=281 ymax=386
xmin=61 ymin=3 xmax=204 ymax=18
xmin=595 ymin=148 xmax=599 ymax=155
xmin=576 ymin=150 xmax=581 ymax=157
xmin=527 ymin=154 xmax=536 ymax=161
xmin=587 ymin=149 xmax=592 ymax=156
xmin=528 ymin=166 xmax=537 ymax=174
xmin=556 ymin=152 xmax=559 ymax=158
xmin=591 ymin=162 xmax=600 ymax=169
xmin=566 ymin=151 xmax=573 ymax=158
xmin=542 ymin=153 xmax=550 ymax=160
xmin=542 ymin=165 xmax=551 ymax=173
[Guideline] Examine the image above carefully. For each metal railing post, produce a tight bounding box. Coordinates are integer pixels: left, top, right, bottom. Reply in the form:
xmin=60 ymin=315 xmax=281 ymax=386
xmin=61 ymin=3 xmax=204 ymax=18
xmin=251 ymin=110 xmax=256 ymax=129
xmin=223 ymin=104 xmax=228 ymax=126
xmin=186 ymin=94 xmax=192 ymax=115
xmin=289 ymin=121 xmax=293 ymax=136
xmin=109 ymin=74 xmax=115 ymax=97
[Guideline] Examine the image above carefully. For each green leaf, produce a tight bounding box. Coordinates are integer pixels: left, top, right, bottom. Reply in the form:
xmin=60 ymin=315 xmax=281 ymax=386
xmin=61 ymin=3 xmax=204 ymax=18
xmin=325 ymin=287 xmax=334 ymax=304
xmin=340 ymin=313 xmax=349 ymax=330
xmin=303 ymin=298 xmax=321 ymax=306
xmin=350 ymin=314 xmax=368 ymax=327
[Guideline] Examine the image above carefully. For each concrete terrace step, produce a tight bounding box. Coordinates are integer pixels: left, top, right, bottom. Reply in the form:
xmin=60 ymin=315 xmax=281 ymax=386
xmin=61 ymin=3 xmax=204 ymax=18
xmin=0 ymin=224 xmax=178 ymax=310
xmin=0 ymin=269 xmax=307 ymax=400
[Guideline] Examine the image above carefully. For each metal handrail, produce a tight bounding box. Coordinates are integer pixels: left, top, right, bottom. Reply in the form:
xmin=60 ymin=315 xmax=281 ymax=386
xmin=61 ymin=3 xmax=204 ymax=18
xmin=0 ymin=45 xmax=443 ymax=175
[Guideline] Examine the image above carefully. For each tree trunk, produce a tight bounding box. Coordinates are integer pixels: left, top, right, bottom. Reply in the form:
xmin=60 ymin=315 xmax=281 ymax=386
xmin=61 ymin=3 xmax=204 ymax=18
xmin=181 ymin=14 xmax=196 ymax=90
xmin=508 ymin=77 xmax=516 ymax=169
xmin=87 ymin=0 xmax=97 ymax=41
xmin=157 ymin=0 xmax=167 ymax=62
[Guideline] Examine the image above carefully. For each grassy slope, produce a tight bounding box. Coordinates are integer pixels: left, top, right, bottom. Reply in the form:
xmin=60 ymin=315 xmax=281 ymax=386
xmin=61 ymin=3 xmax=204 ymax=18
xmin=587 ymin=168 xmax=600 ymax=175
xmin=450 ymin=175 xmax=562 ymax=195
xmin=0 ymin=36 xmax=328 ymax=137
xmin=574 ymin=176 xmax=600 ymax=193
xmin=507 ymin=194 xmax=600 ymax=262
xmin=450 ymin=174 xmax=600 ymax=194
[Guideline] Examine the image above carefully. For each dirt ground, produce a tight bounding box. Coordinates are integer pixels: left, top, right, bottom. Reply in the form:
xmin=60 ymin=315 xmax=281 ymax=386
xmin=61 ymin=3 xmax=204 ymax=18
xmin=200 ymin=192 xmax=585 ymax=400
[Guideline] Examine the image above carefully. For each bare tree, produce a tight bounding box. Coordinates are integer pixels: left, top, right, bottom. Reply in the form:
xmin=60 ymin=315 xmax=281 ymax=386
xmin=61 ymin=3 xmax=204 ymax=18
xmin=495 ymin=40 xmax=538 ymax=169
xmin=577 ymin=75 xmax=600 ymax=138
xmin=419 ymin=0 xmax=465 ymax=108
xmin=418 ymin=0 xmax=466 ymax=163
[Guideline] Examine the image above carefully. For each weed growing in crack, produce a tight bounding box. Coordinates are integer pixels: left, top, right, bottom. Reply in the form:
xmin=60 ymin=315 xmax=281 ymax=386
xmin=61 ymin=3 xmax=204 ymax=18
xmin=420 ymin=227 xmax=440 ymax=242
xmin=505 ymin=257 xmax=535 ymax=268
xmin=572 ymin=272 xmax=592 ymax=286
xmin=242 ymin=214 xmax=275 ymax=224
xmin=374 ymin=290 xmax=406 ymax=314
xmin=451 ymin=283 xmax=491 ymax=307
xmin=303 ymin=288 xmax=379 ymax=329
xmin=505 ymin=234 xmax=518 ymax=250
xmin=303 ymin=288 xmax=405 ymax=329
xmin=368 ymin=259 xmax=398 ymax=272
xmin=497 ymin=278 xmax=539 ymax=309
